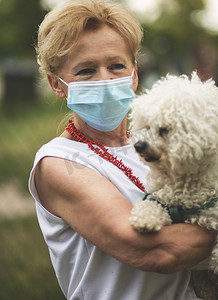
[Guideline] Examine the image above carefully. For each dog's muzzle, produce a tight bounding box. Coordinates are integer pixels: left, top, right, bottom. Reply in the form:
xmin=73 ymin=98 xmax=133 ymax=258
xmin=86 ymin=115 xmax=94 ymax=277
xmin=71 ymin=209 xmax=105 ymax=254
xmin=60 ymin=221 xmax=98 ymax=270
xmin=134 ymin=141 xmax=160 ymax=162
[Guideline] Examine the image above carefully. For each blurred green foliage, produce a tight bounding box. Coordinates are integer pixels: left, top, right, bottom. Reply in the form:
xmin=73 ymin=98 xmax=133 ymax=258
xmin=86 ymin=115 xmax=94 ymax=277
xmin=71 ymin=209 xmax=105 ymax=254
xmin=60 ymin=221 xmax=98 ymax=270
xmin=0 ymin=0 xmax=47 ymax=59
xmin=138 ymin=0 xmax=218 ymax=87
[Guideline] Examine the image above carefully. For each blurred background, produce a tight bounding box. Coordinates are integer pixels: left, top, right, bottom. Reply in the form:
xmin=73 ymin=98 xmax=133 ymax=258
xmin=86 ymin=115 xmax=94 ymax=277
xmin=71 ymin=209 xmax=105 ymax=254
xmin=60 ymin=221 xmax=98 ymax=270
xmin=0 ymin=0 xmax=217 ymax=299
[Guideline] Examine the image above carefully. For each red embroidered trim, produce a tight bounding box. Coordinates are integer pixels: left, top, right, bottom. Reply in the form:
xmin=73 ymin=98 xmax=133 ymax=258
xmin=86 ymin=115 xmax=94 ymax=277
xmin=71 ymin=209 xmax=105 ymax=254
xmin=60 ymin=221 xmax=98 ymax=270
xmin=65 ymin=120 xmax=145 ymax=192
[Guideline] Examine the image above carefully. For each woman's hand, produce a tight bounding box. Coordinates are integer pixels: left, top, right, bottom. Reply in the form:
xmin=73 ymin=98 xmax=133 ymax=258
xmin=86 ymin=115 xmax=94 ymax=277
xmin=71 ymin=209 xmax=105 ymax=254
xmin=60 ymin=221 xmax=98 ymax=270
xmin=35 ymin=156 xmax=216 ymax=274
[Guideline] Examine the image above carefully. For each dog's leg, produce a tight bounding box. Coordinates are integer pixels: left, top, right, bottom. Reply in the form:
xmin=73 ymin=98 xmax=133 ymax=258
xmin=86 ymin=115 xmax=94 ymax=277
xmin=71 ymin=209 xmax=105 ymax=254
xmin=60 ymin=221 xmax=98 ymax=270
xmin=129 ymin=199 xmax=172 ymax=233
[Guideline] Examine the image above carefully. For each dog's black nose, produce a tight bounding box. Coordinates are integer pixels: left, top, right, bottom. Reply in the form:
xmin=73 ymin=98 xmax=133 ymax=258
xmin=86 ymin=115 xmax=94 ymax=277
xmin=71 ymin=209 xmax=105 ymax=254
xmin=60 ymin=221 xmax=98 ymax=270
xmin=134 ymin=141 xmax=148 ymax=153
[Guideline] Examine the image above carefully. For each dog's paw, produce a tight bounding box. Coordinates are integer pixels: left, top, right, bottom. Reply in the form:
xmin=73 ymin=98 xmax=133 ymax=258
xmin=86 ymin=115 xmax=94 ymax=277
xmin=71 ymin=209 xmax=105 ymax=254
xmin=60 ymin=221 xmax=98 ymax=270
xmin=129 ymin=199 xmax=172 ymax=233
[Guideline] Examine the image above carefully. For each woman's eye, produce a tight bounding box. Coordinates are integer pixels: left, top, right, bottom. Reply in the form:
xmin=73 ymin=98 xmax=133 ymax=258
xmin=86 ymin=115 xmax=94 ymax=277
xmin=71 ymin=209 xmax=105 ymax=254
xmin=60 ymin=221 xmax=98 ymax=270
xmin=75 ymin=68 xmax=96 ymax=76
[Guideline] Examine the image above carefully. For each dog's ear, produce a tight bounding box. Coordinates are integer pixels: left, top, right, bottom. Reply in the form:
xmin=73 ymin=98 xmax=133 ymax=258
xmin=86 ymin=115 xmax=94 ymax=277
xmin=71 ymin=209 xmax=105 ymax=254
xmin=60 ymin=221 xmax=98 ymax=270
xmin=132 ymin=67 xmax=139 ymax=92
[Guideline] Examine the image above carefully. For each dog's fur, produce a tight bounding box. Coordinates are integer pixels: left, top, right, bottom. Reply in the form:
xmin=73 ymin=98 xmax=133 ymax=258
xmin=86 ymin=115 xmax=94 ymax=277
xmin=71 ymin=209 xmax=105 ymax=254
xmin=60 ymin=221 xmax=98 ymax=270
xmin=129 ymin=72 xmax=218 ymax=275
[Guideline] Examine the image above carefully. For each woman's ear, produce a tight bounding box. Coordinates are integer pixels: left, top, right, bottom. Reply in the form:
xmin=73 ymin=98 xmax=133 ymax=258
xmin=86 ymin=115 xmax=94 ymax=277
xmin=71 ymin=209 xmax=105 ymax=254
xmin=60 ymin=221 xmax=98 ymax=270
xmin=47 ymin=72 xmax=67 ymax=98
xmin=132 ymin=67 xmax=139 ymax=93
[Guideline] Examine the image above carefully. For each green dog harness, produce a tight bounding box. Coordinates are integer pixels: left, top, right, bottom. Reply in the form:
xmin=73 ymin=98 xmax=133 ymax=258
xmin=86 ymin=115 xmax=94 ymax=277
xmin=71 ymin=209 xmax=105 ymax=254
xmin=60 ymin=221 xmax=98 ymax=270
xmin=142 ymin=192 xmax=218 ymax=223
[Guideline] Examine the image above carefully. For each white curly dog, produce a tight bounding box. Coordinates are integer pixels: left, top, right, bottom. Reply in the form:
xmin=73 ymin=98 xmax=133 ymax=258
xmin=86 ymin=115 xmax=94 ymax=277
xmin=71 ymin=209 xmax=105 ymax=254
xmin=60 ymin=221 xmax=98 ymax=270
xmin=129 ymin=72 xmax=218 ymax=273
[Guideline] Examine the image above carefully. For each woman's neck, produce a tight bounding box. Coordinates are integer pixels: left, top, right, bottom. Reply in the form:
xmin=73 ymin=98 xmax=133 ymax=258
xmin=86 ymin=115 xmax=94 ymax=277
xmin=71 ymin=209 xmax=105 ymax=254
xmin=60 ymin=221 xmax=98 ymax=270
xmin=61 ymin=117 xmax=129 ymax=147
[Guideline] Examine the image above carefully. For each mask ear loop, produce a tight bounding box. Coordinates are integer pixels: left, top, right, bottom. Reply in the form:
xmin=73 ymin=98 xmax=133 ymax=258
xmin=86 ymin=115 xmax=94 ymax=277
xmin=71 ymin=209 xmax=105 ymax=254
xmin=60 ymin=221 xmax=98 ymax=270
xmin=59 ymin=77 xmax=69 ymax=86
xmin=131 ymin=67 xmax=137 ymax=79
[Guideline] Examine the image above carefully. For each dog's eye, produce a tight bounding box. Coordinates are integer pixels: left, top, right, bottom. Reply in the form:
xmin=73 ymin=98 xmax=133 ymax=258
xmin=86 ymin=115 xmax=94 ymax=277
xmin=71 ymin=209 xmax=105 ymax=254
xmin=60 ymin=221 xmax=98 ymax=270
xmin=159 ymin=127 xmax=169 ymax=137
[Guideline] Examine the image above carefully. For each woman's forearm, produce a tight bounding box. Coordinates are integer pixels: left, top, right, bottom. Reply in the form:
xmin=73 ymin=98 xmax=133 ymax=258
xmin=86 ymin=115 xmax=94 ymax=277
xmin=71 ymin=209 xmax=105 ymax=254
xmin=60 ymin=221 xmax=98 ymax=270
xmin=125 ymin=223 xmax=216 ymax=274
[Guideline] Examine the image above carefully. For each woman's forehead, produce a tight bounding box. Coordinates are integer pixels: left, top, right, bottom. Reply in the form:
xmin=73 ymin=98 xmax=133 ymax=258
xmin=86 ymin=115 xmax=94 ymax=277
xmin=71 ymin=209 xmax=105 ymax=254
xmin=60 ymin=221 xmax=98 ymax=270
xmin=62 ymin=25 xmax=132 ymax=69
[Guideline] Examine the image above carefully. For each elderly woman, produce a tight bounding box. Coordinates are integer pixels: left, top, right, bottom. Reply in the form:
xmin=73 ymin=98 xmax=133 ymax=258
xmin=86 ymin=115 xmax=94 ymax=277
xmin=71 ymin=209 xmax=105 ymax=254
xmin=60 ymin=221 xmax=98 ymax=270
xmin=29 ymin=1 xmax=215 ymax=299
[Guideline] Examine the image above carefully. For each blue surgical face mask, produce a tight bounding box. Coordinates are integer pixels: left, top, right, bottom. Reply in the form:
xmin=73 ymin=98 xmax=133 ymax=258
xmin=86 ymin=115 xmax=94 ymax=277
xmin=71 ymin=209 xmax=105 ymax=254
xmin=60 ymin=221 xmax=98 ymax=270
xmin=59 ymin=72 xmax=135 ymax=132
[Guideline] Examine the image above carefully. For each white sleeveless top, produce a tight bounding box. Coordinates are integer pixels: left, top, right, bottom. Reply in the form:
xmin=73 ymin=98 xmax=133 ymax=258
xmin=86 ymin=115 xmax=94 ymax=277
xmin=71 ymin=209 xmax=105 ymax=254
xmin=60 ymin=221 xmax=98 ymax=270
xmin=29 ymin=137 xmax=200 ymax=300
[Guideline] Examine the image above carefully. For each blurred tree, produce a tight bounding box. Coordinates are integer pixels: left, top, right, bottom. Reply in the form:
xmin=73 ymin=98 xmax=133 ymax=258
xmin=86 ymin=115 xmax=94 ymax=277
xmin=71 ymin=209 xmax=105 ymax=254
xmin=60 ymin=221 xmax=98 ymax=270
xmin=137 ymin=0 xmax=218 ymax=87
xmin=0 ymin=0 xmax=47 ymax=59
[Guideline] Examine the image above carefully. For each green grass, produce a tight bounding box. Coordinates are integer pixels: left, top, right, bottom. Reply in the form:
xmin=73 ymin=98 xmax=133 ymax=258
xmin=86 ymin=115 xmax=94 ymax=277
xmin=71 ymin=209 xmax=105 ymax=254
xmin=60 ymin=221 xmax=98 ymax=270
xmin=0 ymin=214 xmax=66 ymax=300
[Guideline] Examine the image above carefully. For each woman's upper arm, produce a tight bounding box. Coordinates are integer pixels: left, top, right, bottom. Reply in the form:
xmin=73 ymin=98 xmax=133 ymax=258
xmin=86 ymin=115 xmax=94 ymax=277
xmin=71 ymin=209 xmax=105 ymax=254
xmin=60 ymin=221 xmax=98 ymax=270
xmin=34 ymin=157 xmax=147 ymax=263
xmin=34 ymin=156 xmax=216 ymax=274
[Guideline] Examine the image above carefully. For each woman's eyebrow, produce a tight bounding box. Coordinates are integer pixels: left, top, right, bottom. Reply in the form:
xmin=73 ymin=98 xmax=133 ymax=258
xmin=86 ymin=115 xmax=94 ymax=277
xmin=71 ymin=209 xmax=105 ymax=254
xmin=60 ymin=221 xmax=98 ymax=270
xmin=107 ymin=56 xmax=127 ymax=63
xmin=72 ymin=61 xmax=95 ymax=71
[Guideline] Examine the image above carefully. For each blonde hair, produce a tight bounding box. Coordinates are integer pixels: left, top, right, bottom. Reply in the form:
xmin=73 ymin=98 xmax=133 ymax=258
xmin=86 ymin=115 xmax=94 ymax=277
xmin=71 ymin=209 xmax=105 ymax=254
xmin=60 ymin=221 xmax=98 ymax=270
xmin=36 ymin=0 xmax=143 ymax=75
